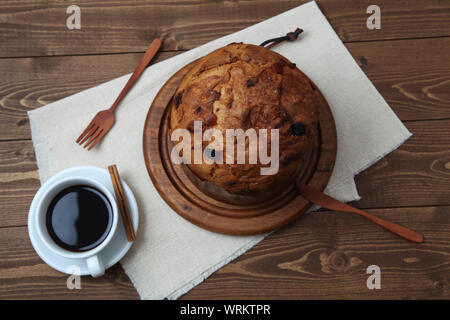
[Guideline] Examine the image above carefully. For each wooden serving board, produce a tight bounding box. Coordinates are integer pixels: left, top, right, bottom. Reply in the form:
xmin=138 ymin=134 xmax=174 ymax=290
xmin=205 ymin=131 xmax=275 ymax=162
xmin=143 ymin=61 xmax=337 ymax=235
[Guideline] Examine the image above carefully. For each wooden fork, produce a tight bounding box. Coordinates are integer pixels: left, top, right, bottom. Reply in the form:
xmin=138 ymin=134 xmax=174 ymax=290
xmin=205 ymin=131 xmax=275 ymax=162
xmin=76 ymin=39 xmax=162 ymax=150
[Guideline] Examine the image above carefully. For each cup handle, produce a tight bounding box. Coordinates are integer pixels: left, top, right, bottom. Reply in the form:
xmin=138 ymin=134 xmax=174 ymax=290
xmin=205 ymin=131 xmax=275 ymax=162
xmin=86 ymin=255 xmax=105 ymax=278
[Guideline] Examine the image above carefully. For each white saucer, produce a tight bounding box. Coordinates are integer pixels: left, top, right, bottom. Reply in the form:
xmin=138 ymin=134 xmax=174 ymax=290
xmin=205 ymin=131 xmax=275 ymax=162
xmin=28 ymin=166 xmax=139 ymax=276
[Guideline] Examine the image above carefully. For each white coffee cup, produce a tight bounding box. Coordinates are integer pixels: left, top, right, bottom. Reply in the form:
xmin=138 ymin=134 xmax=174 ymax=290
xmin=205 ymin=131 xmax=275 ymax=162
xmin=34 ymin=176 xmax=118 ymax=277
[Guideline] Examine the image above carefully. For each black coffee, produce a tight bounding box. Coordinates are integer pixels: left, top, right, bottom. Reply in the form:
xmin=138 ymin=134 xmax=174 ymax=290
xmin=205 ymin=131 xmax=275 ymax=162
xmin=46 ymin=185 xmax=113 ymax=252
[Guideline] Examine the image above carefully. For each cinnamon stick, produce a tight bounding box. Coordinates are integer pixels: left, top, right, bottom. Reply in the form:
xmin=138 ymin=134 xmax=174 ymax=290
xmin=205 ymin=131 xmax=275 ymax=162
xmin=108 ymin=164 xmax=136 ymax=242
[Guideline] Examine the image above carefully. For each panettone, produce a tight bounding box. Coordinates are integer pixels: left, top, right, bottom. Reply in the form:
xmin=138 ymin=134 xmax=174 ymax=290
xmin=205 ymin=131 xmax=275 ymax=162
xmin=169 ymin=43 xmax=319 ymax=196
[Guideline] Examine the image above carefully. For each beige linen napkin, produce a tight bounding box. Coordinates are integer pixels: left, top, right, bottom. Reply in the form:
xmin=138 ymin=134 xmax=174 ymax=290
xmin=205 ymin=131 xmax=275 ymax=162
xmin=28 ymin=1 xmax=411 ymax=299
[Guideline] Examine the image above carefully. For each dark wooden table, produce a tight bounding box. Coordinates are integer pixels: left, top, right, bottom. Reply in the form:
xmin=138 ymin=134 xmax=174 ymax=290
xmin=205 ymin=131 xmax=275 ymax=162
xmin=1 ymin=0 xmax=449 ymax=299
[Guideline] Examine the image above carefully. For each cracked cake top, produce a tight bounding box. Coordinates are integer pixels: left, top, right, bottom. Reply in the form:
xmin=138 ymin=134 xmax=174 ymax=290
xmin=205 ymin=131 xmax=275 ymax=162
xmin=169 ymin=43 xmax=319 ymax=195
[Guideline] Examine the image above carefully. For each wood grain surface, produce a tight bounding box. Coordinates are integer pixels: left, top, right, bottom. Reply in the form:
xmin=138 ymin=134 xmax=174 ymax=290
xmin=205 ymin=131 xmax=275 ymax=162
xmin=0 ymin=0 xmax=449 ymax=299
xmin=0 ymin=0 xmax=449 ymax=57
xmin=182 ymin=205 xmax=449 ymax=299
xmin=1 ymin=206 xmax=448 ymax=299
xmin=2 ymin=38 xmax=449 ymax=140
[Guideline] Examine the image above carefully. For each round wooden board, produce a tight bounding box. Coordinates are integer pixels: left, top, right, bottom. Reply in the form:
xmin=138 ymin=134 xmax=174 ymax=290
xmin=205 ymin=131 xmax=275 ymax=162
xmin=143 ymin=61 xmax=337 ymax=235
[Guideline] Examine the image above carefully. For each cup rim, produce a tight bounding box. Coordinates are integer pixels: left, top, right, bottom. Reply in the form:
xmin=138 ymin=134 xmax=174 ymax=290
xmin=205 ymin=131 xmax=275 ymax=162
xmin=35 ymin=175 xmax=119 ymax=259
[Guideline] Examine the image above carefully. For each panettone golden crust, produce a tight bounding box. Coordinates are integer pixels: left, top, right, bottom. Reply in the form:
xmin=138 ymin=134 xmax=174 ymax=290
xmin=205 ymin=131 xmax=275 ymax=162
xmin=169 ymin=43 xmax=319 ymax=194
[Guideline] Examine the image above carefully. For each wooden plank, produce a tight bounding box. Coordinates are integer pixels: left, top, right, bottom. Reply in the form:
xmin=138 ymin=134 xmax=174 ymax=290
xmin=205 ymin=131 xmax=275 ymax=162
xmin=347 ymin=38 xmax=450 ymax=121
xmin=184 ymin=205 xmax=450 ymax=299
xmin=1 ymin=118 xmax=449 ymax=226
xmin=0 ymin=226 xmax=139 ymax=299
xmin=1 ymin=205 xmax=447 ymax=299
xmin=0 ymin=51 xmax=180 ymax=140
xmin=0 ymin=140 xmax=38 ymax=228
xmin=1 ymin=37 xmax=449 ymax=140
xmin=0 ymin=0 xmax=449 ymax=58
xmin=355 ymin=118 xmax=450 ymax=208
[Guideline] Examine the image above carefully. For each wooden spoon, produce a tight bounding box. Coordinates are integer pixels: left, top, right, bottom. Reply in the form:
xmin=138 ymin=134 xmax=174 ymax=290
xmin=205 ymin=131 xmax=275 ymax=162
xmin=297 ymin=183 xmax=424 ymax=243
